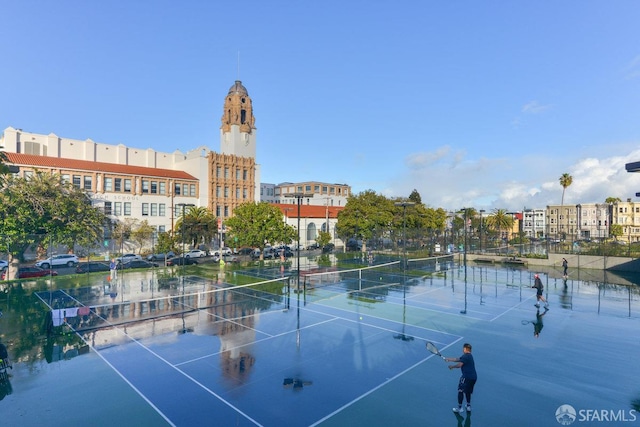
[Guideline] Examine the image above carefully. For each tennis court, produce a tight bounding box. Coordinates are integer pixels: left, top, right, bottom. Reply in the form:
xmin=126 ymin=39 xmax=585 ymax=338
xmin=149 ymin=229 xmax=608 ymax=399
xmin=3 ymin=259 xmax=640 ymax=426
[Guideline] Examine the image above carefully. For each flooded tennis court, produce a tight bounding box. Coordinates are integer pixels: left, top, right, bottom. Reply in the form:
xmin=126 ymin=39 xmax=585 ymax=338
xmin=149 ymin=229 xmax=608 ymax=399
xmin=1 ymin=260 xmax=639 ymax=426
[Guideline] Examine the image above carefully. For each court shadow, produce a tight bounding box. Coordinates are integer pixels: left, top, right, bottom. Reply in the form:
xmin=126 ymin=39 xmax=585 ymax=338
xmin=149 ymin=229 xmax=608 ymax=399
xmin=453 ymin=411 xmax=471 ymax=427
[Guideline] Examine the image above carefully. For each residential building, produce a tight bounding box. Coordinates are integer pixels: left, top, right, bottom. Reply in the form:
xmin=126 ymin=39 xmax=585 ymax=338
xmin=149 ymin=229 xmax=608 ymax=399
xmin=275 ymin=204 xmax=345 ymax=249
xmin=610 ymin=200 xmax=640 ymax=243
xmin=522 ymin=208 xmax=546 ymax=238
xmin=271 ymin=181 xmax=351 ymax=207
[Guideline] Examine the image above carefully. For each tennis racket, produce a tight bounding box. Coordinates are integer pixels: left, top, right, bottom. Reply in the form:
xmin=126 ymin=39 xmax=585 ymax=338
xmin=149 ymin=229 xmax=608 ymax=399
xmin=426 ymin=341 xmax=446 ymax=361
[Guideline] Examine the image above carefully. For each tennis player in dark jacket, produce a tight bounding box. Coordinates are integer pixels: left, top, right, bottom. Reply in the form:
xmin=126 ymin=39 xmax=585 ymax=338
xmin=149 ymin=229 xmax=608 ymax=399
xmin=446 ymin=343 xmax=477 ymax=414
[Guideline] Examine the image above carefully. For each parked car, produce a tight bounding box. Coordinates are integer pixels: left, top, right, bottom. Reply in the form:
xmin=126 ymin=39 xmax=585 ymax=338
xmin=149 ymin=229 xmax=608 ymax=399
xmin=117 ymin=260 xmax=158 ymax=269
xmin=0 ymin=260 xmax=7 ymax=270
xmin=35 ymin=254 xmax=79 ymax=268
xmin=250 ymin=249 xmax=261 ymax=260
xmin=147 ymin=251 xmax=175 ymax=261
xmin=2 ymin=266 xmax=59 ymax=280
xmin=346 ymin=239 xmax=363 ymax=252
xmin=306 ymin=243 xmax=320 ymax=250
xmin=185 ymin=249 xmax=206 ymax=258
xmin=322 ymin=243 xmax=335 ymax=254
xmin=117 ymin=254 xmax=142 ymax=264
xmin=277 ymin=247 xmax=294 ymax=258
xmin=237 ymin=247 xmax=254 ymax=256
xmin=76 ymin=262 xmax=110 ymax=274
xmin=167 ymin=257 xmax=198 ymax=266
xmin=221 ymin=247 xmax=232 ymax=256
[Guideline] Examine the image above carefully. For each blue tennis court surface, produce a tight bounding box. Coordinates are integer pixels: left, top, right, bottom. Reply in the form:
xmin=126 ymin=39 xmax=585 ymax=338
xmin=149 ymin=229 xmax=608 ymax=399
xmin=4 ymin=262 xmax=640 ymax=426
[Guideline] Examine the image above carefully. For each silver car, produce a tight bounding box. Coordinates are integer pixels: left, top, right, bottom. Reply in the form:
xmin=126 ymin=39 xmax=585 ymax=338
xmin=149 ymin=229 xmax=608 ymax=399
xmin=35 ymin=254 xmax=79 ymax=268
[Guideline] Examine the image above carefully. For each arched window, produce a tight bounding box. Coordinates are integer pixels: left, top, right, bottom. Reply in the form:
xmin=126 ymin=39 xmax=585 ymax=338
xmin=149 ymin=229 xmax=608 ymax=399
xmin=306 ymin=223 xmax=317 ymax=242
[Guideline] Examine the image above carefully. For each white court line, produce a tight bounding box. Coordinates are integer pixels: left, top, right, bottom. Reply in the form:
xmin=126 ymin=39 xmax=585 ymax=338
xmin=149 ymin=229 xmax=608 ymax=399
xmin=39 ymin=289 xmax=264 ymax=427
xmin=309 ymin=336 xmax=464 ymax=427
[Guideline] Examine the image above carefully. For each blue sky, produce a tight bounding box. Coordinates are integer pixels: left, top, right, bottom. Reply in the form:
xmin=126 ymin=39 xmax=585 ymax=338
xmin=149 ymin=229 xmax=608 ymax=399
xmin=2 ymin=1 xmax=640 ymax=211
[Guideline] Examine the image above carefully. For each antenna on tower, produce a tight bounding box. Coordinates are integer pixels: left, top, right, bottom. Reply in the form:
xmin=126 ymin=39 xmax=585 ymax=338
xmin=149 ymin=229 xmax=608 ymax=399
xmin=237 ymin=51 xmax=240 ymax=80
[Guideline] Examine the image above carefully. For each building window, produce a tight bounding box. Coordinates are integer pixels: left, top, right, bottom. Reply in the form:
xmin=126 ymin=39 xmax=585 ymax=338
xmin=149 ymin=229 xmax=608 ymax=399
xmin=243 ymin=169 xmax=247 ymax=180
xmin=124 ymin=179 xmax=132 ymax=193
xmin=114 ymin=202 xmax=122 ymax=216
xmin=224 ymin=187 xmax=229 ymax=197
xmin=216 ymin=186 xmax=221 ymax=197
xmin=159 ymin=182 xmax=166 ymax=195
xmin=236 ymin=188 xmax=240 ymax=198
xmin=142 ymin=180 xmax=149 ymax=194
xmin=151 ymin=203 xmax=157 ymax=216
xmin=142 ymin=203 xmax=149 ymax=216
xmin=216 ymin=205 xmax=221 ymax=217
xmin=151 ymin=181 xmax=157 ymax=194
xmin=224 ymin=206 xmax=229 ymax=217
xmin=104 ymin=202 xmax=112 ymax=215
xmin=174 ymin=183 xmax=181 ymax=195
xmin=190 ymin=184 xmax=196 ymax=197
xmin=216 ymin=166 xmax=221 ymax=178
xmin=115 ymin=178 xmax=122 ymax=192
xmin=243 ymin=188 xmax=247 ymax=199
xmin=61 ymin=174 xmax=70 ymax=183
xmin=104 ymin=177 xmax=113 ymax=192
xmin=84 ymin=176 xmax=92 ymax=191
xmin=158 ymin=225 xmax=166 ymax=233
xmin=305 ymin=185 xmax=311 ymax=192
xmin=159 ymin=204 xmax=166 ymax=217
xmin=224 ymin=167 xmax=229 ymax=178
xmin=182 ymin=184 xmax=188 ymax=196
xmin=73 ymin=175 xmax=81 ymax=188
xmin=236 ymin=168 xmax=241 ymax=180
xmin=124 ymin=202 xmax=131 ymax=216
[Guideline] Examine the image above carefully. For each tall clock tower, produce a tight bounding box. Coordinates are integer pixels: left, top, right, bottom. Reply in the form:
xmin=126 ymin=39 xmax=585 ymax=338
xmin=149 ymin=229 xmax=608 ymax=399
xmin=220 ymin=80 xmax=256 ymax=158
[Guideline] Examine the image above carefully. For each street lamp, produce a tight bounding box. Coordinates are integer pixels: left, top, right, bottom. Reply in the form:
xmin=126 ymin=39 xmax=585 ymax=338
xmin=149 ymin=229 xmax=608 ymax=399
xmin=394 ymin=202 xmax=415 ymax=272
xmin=284 ymin=193 xmax=313 ymax=291
xmin=479 ymin=209 xmax=485 ymax=253
xmin=176 ymin=203 xmax=195 ymax=282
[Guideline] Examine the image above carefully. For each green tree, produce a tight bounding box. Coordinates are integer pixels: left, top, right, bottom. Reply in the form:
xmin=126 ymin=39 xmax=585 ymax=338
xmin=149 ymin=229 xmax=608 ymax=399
xmin=605 ymin=197 xmax=622 ymax=204
xmin=175 ymin=206 xmax=217 ymax=249
xmin=609 ymin=223 xmax=623 ymax=240
xmin=336 ymin=190 xmax=395 ymax=250
xmin=408 ymin=189 xmax=422 ymax=205
xmin=485 ymin=208 xmax=514 ymax=251
xmin=316 ymin=231 xmax=331 ymax=248
xmin=559 ymin=173 xmax=573 ymax=206
xmin=225 ymin=202 xmax=297 ymax=259
xmin=0 ymin=147 xmax=9 ymax=175
xmin=0 ymin=171 xmax=107 ymax=274
xmin=112 ymin=218 xmax=137 ymax=254
xmin=559 ymin=173 xmax=573 ymax=239
xmin=131 ymin=220 xmax=154 ymax=254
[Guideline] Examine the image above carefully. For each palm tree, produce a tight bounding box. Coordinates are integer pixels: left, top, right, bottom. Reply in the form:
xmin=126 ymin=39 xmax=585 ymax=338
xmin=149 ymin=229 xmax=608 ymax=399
xmin=486 ymin=208 xmax=514 ymax=255
xmin=559 ymin=173 xmax=573 ymax=240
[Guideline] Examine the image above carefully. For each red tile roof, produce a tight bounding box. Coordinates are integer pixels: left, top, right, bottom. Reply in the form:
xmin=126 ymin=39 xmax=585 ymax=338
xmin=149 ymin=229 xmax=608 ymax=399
xmin=274 ymin=204 xmax=343 ymax=218
xmin=4 ymin=152 xmax=197 ymax=180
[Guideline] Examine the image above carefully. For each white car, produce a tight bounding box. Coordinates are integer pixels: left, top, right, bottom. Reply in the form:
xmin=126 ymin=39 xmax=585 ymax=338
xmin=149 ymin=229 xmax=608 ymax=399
xmin=185 ymin=249 xmax=206 ymax=258
xmin=35 ymin=254 xmax=79 ymax=268
xmin=117 ymin=254 xmax=142 ymax=264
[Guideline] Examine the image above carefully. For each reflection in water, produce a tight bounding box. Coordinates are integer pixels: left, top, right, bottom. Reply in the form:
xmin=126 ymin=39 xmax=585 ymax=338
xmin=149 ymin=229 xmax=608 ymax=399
xmin=454 ymin=411 xmax=471 ymax=427
xmin=560 ymin=279 xmax=573 ymax=309
xmin=532 ymin=308 xmax=549 ymax=338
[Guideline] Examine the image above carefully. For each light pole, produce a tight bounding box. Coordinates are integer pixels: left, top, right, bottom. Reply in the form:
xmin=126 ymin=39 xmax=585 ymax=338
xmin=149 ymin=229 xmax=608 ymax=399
xmin=176 ymin=203 xmax=195 ymax=282
xmin=459 ymin=208 xmax=469 ymax=314
xmin=394 ymin=202 xmax=415 ymax=272
xmin=284 ymin=193 xmax=312 ymax=292
xmin=479 ymin=209 xmax=485 ymax=253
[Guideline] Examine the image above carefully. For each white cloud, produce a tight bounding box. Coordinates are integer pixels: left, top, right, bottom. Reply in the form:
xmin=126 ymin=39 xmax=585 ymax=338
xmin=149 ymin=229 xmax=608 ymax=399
xmin=522 ymin=100 xmax=552 ymax=114
xmin=384 ymin=146 xmax=640 ymax=211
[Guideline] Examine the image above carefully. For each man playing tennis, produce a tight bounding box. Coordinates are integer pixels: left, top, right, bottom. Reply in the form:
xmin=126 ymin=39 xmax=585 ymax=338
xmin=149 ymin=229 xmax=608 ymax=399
xmin=532 ymin=274 xmax=548 ymax=308
xmin=445 ymin=343 xmax=477 ymax=413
